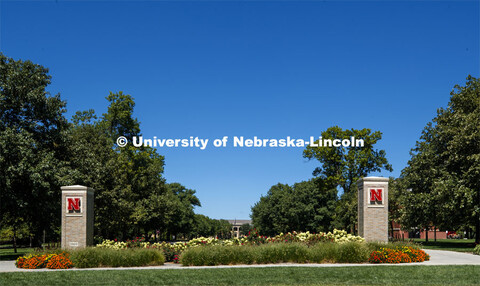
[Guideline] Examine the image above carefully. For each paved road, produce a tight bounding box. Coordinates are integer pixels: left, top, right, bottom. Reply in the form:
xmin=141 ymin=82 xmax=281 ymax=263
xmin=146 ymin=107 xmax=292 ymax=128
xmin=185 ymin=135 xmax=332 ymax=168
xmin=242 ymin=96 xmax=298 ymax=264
xmin=1 ymin=249 xmax=480 ymax=273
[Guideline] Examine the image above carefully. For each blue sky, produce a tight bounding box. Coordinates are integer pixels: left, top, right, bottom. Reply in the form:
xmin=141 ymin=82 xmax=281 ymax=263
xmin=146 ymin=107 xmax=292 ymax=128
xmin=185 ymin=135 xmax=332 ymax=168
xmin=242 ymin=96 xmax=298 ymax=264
xmin=1 ymin=1 xmax=479 ymax=219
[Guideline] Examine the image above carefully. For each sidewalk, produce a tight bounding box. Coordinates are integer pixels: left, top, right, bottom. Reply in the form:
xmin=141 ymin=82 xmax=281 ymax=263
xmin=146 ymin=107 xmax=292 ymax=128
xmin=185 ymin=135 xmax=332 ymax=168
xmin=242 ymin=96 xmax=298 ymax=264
xmin=1 ymin=249 xmax=480 ymax=273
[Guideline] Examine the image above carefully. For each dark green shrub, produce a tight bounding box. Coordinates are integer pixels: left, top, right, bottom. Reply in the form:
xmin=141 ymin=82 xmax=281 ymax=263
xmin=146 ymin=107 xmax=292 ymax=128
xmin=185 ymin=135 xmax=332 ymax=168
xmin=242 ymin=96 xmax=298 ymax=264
xmin=180 ymin=242 xmax=369 ymax=266
xmin=367 ymin=241 xmax=420 ymax=252
xmin=180 ymin=246 xmax=255 ymax=266
xmin=307 ymin=243 xmax=337 ymax=263
xmin=306 ymin=242 xmax=368 ymax=263
xmin=70 ymin=248 xmax=164 ymax=268
xmin=254 ymin=243 xmax=308 ymax=264
xmin=336 ymin=242 xmax=369 ymax=263
xmin=473 ymin=244 xmax=479 ymax=255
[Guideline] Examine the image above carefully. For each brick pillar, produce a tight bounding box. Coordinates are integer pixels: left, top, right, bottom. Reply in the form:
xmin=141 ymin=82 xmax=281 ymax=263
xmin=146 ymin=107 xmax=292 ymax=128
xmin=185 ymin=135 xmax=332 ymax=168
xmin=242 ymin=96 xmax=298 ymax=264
xmin=357 ymin=177 xmax=388 ymax=243
xmin=61 ymin=185 xmax=94 ymax=249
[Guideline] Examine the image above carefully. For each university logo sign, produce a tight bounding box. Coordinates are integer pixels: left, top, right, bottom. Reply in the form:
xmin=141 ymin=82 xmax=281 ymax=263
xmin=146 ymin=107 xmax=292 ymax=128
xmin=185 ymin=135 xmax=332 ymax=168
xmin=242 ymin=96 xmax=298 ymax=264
xmin=369 ymin=188 xmax=383 ymax=204
xmin=66 ymin=197 xmax=82 ymax=214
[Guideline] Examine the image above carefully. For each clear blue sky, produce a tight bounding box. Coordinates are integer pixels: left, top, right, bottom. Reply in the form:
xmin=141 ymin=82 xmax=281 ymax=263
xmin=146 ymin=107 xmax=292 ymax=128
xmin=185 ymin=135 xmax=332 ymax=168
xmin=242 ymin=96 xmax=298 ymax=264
xmin=1 ymin=1 xmax=479 ymax=219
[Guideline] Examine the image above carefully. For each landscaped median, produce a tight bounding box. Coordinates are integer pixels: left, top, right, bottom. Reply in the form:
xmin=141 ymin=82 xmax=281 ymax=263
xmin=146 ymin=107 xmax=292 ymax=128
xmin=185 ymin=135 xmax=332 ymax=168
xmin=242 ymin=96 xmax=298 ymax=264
xmin=15 ymin=248 xmax=164 ymax=269
xmin=14 ymin=230 xmax=429 ymax=269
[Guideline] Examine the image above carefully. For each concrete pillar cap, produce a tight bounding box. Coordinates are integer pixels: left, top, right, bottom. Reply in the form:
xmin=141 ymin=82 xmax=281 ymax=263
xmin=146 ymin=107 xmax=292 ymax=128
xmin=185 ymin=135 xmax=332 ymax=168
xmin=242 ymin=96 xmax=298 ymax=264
xmin=356 ymin=176 xmax=389 ymax=185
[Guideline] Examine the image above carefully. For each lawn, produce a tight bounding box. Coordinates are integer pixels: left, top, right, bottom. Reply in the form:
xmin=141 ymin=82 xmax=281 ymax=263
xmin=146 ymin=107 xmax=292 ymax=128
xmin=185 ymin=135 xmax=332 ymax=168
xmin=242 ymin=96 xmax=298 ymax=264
xmin=412 ymin=239 xmax=477 ymax=253
xmin=0 ymin=247 xmax=35 ymax=261
xmin=1 ymin=265 xmax=480 ymax=285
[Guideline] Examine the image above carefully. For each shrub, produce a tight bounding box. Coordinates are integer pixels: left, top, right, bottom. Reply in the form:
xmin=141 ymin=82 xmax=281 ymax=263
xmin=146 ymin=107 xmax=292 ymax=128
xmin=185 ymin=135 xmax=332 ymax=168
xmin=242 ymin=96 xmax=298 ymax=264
xmin=70 ymin=247 xmax=164 ymax=268
xmin=180 ymin=242 xmax=369 ymax=266
xmin=336 ymin=242 xmax=370 ymax=263
xmin=254 ymin=243 xmax=309 ymax=264
xmin=307 ymin=242 xmax=369 ymax=263
xmin=180 ymin=245 xmax=255 ymax=266
xmin=474 ymin=244 xmax=480 ymax=255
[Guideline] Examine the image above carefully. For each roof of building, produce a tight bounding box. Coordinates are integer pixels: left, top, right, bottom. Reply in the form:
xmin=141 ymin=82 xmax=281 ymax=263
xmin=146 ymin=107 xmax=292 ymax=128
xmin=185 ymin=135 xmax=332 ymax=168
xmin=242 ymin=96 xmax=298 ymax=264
xmin=227 ymin=219 xmax=252 ymax=226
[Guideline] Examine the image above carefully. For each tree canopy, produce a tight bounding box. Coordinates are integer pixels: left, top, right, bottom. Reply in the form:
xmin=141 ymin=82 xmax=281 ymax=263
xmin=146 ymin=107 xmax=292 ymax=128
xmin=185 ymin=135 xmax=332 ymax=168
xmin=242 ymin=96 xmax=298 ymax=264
xmin=398 ymin=76 xmax=480 ymax=242
xmin=303 ymin=126 xmax=392 ymax=232
xmin=0 ymin=53 xmax=221 ymax=245
xmin=251 ymin=178 xmax=337 ymax=236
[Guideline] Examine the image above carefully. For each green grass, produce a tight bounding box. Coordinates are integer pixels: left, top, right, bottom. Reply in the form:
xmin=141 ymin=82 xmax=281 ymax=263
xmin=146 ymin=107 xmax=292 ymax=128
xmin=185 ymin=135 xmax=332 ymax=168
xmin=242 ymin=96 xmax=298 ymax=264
xmin=411 ymin=239 xmax=476 ymax=253
xmin=1 ymin=265 xmax=480 ymax=285
xmin=0 ymin=247 xmax=35 ymax=261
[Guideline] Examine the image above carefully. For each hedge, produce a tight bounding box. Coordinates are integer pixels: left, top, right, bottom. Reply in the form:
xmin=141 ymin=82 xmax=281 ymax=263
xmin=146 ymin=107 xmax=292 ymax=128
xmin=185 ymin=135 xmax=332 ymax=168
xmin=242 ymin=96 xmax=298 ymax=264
xmin=180 ymin=242 xmax=371 ymax=266
xmin=17 ymin=248 xmax=165 ymax=269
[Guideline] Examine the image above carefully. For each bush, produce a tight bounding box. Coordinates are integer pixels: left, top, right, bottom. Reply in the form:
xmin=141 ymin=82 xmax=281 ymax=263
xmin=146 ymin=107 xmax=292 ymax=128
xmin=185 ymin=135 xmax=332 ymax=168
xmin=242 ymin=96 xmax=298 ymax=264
xmin=473 ymin=244 xmax=480 ymax=255
xmin=70 ymin=248 xmax=164 ymax=268
xmin=254 ymin=243 xmax=309 ymax=264
xmin=180 ymin=245 xmax=255 ymax=266
xmin=180 ymin=242 xmax=369 ymax=266
xmin=307 ymin=242 xmax=369 ymax=263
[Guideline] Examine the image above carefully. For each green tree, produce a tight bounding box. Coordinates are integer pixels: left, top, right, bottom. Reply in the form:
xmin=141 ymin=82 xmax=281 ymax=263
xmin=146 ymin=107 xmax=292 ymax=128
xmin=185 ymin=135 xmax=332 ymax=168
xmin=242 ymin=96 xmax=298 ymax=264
xmin=399 ymin=76 xmax=480 ymax=243
xmin=251 ymin=178 xmax=336 ymax=236
xmin=165 ymin=183 xmax=201 ymax=239
xmin=191 ymin=215 xmax=232 ymax=238
xmin=240 ymin=223 xmax=253 ymax=236
xmin=0 ymin=53 xmax=70 ymax=247
xmin=303 ymin=126 xmax=392 ymax=233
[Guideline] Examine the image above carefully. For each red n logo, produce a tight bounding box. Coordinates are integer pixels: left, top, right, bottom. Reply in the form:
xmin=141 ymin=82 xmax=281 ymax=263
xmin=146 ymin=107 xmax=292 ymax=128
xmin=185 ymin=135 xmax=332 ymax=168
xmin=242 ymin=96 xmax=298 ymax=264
xmin=67 ymin=198 xmax=81 ymax=211
xmin=369 ymin=189 xmax=382 ymax=202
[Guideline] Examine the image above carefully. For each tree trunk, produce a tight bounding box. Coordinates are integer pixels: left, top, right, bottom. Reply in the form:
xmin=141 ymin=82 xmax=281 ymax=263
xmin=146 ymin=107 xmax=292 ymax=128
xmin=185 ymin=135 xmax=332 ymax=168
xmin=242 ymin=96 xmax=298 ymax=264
xmin=13 ymin=224 xmax=17 ymax=254
xmin=476 ymin=216 xmax=480 ymax=244
xmin=425 ymin=227 xmax=429 ymax=242
xmin=434 ymin=226 xmax=437 ymax=242
xmin=476 ymin=190 xmax=480 ymax=243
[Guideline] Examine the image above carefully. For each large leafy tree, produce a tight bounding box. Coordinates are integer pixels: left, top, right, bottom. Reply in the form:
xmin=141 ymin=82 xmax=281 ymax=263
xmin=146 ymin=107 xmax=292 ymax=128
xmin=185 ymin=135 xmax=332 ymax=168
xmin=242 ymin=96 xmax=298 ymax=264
xmin=191 ymin=214 xmax=232 ymax=239
xmin=399 ymin=76 xmax=480 ymax=243
xmin=303 ymin=126 xmax=392 ymax=233
xmin=68 ymin=92 xmax=202 ymax=241
xmin=0 ymin=53 xmax=70 ymax=247
xmin=251 ymin=178 xmax=337 ymax=236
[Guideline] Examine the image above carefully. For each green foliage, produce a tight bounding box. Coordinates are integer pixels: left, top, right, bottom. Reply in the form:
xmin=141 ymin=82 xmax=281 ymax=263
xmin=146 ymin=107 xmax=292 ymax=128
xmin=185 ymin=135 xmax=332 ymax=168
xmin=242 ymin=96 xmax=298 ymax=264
xmin=0 ymin=54 xmax=202 ymax=243
xmin=0 ymin=53 xmax=70 ymax=245
xmin=254 ymin=243 xmax=309 ymax=264
xmin=251 ymin=178 xmax=336 ymax=236
xmin=180 ymin=245 xmax=256 ymax=266
xmin=474 ymin=244 xmax=480 ymax=255
xmin=180 ymin=242 xmax=370 ymax=266
xmin=0 ymin=224 xmax=31 ymax=243
xmin=69 ymin=248 xmax=164 ymax=268
xmin=399 ymin=76 xmax=480 ymax=242
xmin=303 ymin=126 xmax=392 ymax=194
xmin=240 ymin=223 xmax=253 ymax=236
xmin=67 ymin=92 xmax=202 ymax=240
xmin=191 ymin=214 xmax=232 ymax=239
xmin=308 ymin=242 xmax=371 ymax=263
xmin=302 ymin=126 xmax=392 ymax=232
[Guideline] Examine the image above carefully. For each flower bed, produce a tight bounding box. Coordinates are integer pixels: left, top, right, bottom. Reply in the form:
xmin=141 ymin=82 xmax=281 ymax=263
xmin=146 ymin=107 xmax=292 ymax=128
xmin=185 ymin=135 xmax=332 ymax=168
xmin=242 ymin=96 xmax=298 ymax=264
xmin=15 ymin=248 xmax=164 ymax=269
xmin=368 ymin=247 xmax=430 ymax=264
xmin=96 ymin=229 xmax=365 ymax=262
xmin=15 ymin=252 xmax=73 ymax=269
